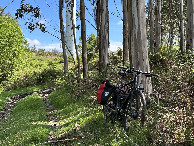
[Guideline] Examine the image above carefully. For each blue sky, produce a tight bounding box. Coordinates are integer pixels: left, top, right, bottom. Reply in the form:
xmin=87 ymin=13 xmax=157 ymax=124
xmin=1 ymin=0 xmax=149 ymax=52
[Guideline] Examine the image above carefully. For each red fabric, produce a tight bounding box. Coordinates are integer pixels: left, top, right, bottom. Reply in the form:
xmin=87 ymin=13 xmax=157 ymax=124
xmin=96 ymin=82 xmax=106 ymax=104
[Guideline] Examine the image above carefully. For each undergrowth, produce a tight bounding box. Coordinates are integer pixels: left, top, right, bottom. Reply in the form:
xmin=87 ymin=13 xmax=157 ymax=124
xmin=0 ymin=54 xmax=63 ymax=91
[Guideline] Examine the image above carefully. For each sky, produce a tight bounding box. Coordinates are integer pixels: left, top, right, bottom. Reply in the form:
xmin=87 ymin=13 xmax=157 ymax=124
xmin=1 ymin=0 xmax=149 ymax=52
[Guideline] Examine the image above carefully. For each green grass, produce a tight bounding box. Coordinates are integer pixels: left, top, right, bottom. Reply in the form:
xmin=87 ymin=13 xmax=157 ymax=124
xmin=1 ymin=84 xmax=191 ymax=145
xmin=0 ymin=94 xmax=50 ymax=145
xmin=48 ymin=88 xmax=150 ymax=145
xmin=0 ymin=83 xmax=54 ymax=110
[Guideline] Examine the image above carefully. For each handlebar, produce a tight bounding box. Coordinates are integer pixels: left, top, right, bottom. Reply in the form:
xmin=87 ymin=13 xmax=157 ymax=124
xmin=142 ymin=73 xmax=158 ymax=78
xmin=117 ymin=66 xmax=158 ymax=78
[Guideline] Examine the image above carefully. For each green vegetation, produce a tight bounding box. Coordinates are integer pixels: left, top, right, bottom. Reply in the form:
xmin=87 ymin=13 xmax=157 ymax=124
xmin=0 ymin=15 xmax=30 ymax=82
xmin=0 ymin=83 xmax=54 ymax=110
xmin=1 ymin=54 xmax=63 ymax=90
xmin=0 ymin=94 xmax=49 ymax=145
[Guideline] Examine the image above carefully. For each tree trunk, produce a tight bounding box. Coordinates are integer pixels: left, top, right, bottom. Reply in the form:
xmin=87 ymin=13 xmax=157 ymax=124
xmin=155 ymin=0 xmax=161 ymax=51
xmin=123 ymin=0 xmax=129 ymax=65
xmin=168 ymin=0 xmax=174 ymax=49
xmin=97 ymin=0 xmax=109 ymax=72
xmin=80 ymin=0 xmax=88 ymax=80
xmin=149 ymin=0 xmax=155 ymax=52
xmin=180 ymin=0 xmax=184 ymax=53
xmin=59 ymin=0 xmax=68 ymax=73
xmin=129 ymin=0 xmax=152 ymax=102
xmin=169 ymin=24 xmax=174 ymax=49
xmin=71 ymin=0 xmax=81 ymax=83
xmin=66 ymin=0 xmax=76 ymax=58
xmin=186 ymin=0 xmax=194 ymax=50
xmin=128 ymin=0 xmax=132 ymax=66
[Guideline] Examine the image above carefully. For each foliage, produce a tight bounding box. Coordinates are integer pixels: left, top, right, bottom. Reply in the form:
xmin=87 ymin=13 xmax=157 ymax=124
xmin=146 ymin=0 xmax=187 ymax=48
xmin=78 ymin=33 xmax=98 ymax=69
xmin=1 ymin=54 xmax=63 ymax=90
xmin=0 ymin=6 xmax=4 ymax=15
xmin=30 ymin=47 xmax=62 ymax=57
xmin=15 ymin=1 xmax=46 ymax=33
xmin=0 ymin=94 xmax=49 ymax=145
xmin=148 ymin=47 xmax=194 ymax=144
xmin=0 ymin=15 xmax=30 ymax=82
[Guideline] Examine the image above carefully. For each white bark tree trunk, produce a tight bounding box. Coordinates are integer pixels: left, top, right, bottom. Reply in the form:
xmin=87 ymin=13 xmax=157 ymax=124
xmin=66 ymin=0 xmax=76 ymax=58
xmin=59 ymin=0 xmax=68 ymax=73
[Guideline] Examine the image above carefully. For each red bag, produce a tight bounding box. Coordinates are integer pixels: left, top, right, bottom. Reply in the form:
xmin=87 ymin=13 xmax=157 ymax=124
xmin=96 ymin=81 xmax=114 ymax=105
xmin=96 ymin=82 xmax=106 ymax=104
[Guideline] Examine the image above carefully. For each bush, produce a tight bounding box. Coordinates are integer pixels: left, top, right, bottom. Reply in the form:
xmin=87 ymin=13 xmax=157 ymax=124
xmin=1 ymin=55 xmax=63 ymax=90
xmin=148 ymin=47 xmax=194 ymax=144
xmin=0 ymin=15 xmax=30 ymax=82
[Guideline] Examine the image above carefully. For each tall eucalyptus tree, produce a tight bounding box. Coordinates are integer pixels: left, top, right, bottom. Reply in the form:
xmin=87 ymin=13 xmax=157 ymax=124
xmin=59 ymin=0 xmax=68 ymax=73
xmin=66 ymin=0 xmax=76 ymax=58
xmin=155 ymin=0 xmax=162 ymax=50
xmin=180 ymin=0 xmax=184 ymax=52
xmin=128 ymin=0 xmax=152 ymax=101
xmin=71 ymin=0 xmax=81 ymax=83
xmin=186 ymin=0 xmax=194 ymax=50
xmin=80 ymin=0 xmax=88 ymax=80
xmin=148 ymin=0 xmax=155 ymax=52
xmin=123 ymin=0 xmax=129 ymax=64
xmin=96 ymin=0 xmax=109 ymax=72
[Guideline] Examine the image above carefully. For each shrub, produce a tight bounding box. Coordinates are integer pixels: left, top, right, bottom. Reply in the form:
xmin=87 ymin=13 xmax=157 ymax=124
xmin=0 ymin=15 xmax=30 ymax=82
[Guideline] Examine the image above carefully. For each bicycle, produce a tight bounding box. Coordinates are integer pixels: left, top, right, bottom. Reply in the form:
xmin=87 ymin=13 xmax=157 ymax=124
xmin=123 ymin=67 xmax=158 ymax=131
xmin=102 ymin=66 xmax=135 ymax=122
xmin=102 ymin=66 xmax=158 ymax=132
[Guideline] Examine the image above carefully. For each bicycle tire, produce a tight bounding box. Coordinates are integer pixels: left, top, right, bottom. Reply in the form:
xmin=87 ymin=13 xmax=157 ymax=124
xmin=123 ymin=90 xmax=146 ymax=132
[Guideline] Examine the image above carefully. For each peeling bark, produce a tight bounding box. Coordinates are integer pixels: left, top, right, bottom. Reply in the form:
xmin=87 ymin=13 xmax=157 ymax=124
xmin=123 ymin=0 xmax=129 ymax=65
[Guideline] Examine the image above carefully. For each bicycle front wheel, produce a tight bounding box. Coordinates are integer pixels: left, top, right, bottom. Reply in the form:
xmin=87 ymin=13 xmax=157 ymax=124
xmin=123 ymin=91 xmax=146 ymax=132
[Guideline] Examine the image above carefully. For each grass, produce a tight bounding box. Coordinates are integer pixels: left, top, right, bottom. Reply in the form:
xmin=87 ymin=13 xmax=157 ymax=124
xmin=0 ymin=94 xmax=50 ymax=145
xmin=48 ymin=87 xmax=150 ymax=145
xmin=1 ymin=84 xmax=192 ymax=145
xmin=0 ymin=83 xmax=54 ymax=110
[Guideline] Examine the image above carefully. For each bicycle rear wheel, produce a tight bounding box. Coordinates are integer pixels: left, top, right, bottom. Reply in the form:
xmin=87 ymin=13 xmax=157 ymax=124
xmin=123 ymin=91 xmax=146 ymax=132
